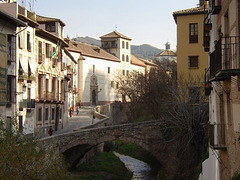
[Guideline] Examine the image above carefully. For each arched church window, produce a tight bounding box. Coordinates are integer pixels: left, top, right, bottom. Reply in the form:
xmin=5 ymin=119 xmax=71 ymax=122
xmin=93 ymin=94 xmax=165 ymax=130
xmin=126 ymin=55 xmax=129 ymax=62
xmin=122 ymin=41 xmax=125 ymax=48
xmin=126 ymin=42 xmax=129 ymax=49
xmin=122 ymin=54 xmax=125 ymax=61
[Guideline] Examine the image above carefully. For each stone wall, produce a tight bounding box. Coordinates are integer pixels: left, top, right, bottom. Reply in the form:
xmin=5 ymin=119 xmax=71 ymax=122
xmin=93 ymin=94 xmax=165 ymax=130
xmin=96 ymin=102 xmax=130 ymax=125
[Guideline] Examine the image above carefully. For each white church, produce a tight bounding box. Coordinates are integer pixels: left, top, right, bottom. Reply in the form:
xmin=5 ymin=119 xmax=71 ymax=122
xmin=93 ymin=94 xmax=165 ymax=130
xmin=67 ymin=31 xmax=152 ymax=106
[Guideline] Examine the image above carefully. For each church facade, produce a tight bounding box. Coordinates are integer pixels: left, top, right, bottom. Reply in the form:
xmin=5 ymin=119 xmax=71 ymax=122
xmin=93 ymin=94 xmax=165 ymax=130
xmin=67 ymin=31 xmax=147 ymax=106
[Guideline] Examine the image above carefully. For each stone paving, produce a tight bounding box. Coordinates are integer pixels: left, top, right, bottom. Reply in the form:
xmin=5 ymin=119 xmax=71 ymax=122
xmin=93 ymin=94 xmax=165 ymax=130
xmin=53 ymin=106 xmax=100 ymax=135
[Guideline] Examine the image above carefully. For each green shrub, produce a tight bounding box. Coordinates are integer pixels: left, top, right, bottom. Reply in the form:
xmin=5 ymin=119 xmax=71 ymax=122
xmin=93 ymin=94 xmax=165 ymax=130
xmin=232 ymin=172 xmax=240 ymax=180
xmin=0 ymin=117 xmax=71 ymax=180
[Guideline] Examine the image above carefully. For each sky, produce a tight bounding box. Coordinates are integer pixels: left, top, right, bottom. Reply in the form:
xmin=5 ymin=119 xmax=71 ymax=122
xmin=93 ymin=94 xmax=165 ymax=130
xmin=18 ymin=0 xmax=199 ymax=50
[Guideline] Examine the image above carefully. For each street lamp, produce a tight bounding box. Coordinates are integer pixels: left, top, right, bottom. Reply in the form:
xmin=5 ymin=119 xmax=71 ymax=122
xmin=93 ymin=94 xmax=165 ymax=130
xmin=16 ymin=84 xmax=27 ymax=95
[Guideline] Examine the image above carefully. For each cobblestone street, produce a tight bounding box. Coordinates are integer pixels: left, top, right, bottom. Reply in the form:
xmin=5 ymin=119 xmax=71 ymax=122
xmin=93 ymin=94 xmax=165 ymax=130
xmin=53 ymin=106 xmax=101 ymax=135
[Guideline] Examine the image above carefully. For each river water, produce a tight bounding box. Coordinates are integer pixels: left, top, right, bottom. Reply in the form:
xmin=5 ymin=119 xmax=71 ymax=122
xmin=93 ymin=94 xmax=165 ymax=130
xmin=114 ymin=152 xmax=156 ymax=180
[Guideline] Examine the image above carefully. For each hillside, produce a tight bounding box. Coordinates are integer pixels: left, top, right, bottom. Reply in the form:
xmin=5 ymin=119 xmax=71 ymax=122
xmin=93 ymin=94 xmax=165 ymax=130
xmin=71 ymin=36 xmax=163 ymax=60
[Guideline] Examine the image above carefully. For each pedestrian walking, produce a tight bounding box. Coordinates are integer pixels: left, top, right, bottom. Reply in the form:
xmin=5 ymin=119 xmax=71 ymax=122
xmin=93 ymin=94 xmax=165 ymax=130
xmin=48 ymin=126 xmax=53 ymax=136
xmin=76 ymin=106 xmax=79 ymax=115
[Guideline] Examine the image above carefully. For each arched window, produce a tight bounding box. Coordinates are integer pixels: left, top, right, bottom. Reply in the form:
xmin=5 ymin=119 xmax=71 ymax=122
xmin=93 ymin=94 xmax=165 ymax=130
xmin=126 ymin=55 xmax=129 ymax=62
xmin=126 ymin=42 xmax=129 ymax=49
xmin=122 ymin=41 xmax=125 ymax=48
xmin=122 ymin=54 xmax=125 ymax=61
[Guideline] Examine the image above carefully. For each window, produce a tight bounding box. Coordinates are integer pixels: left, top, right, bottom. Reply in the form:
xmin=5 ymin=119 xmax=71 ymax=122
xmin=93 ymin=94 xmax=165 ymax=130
xmin=93 ymin=65 xmax=95 ymax=73
xmin=52 ymin=77 xmax=56 ymax=93
xmin=126 ymin=42 xmax=129 ymax=49
xmin=108 ymin=67 xmax=110 ymax=74
xmin=45 ymin=108 xmax=49 ymax=121
xmin=38 ymin=41 xmax=42 ymax=64
xmin=122 ymin=70 xmax=125 ymax=76
xmin=111 ymin=41 xmax=116 ymax=47
xmin=122 ymin=41 xmax=125 ymax=48
xmin=38 ymin=107 xmax=42 ymax=122
xmin=45 ymin=22 xmax=55 ymax=32
xmin=189 ymin=56 xmax=199 ymax=68
xmin=52 ymin=108 xmax=55 ymax=120
xmin=122 ymin=54 xmax=125 ymax=61
xmin=7 ymin=76 xmax=16 ymax=103
xmin=46 ymin=79 xmax=49 ymax=94
xmin=19 ymin=116 xmax=23 ymax=133
xmin=46 ymin=43 xmax=51 ymax=58
xmin=8 ymin=35 xmax=15 ymax=63
xmin=126 ymin=55 xmax=129 ymax=62
xmin=116 ymin=82 xmax=119 ymax=89
xmin=60 ymin=108 xmax=62 ymax=119
xmin=189 ymin=87 xmax=200 ymax=104
xmin=27 ymin=32 xmax=31 ymax=51
xmin=111 ymin=81 xmax=114 ymax=88
xmin=126 ymin=70 xmax=129 ymax=76
xmin=189 ymin=23 xmax=198 ymax=43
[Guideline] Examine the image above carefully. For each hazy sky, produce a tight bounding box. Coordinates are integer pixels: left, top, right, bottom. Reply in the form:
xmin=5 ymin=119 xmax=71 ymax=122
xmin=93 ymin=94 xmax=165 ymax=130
xmin=18 ymin=0 xmax=199 ymax=50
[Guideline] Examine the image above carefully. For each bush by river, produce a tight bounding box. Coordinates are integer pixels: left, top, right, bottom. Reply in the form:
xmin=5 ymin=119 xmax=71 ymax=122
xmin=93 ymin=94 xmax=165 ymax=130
xmin=71 ymin=152 xmax=132 ymax=180
xmin=70 ymin=140 xmax=166 ymax=179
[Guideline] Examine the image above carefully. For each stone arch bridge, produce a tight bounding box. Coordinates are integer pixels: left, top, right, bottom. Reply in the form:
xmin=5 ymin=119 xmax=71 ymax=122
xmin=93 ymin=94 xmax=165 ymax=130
xmin=38 ymin=121 xmax=170 ymax=168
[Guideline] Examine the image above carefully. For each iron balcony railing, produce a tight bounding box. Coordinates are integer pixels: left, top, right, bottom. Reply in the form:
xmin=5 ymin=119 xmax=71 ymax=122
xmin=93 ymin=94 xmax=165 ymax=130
xmin=209 ymin=123 xmax=226 ymax=150
xmin=19 ymin=99 xmax=35 ymax=108
xmin=37 ymin=91 xmax=64 ymax=102
xmin=210 ymin=36 xmax=240 ymax=80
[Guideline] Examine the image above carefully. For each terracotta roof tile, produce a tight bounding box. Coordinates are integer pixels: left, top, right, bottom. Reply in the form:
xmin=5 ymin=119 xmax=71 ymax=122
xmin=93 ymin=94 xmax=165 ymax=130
xmin=67 ymin=40 xmax=120 ymax=62
xmin=173 ymin=6 xmax=206 ymax=23
xmin=36 ymin=15 xmax=65 ymax=26
xmin=100 ymin=31 xmax=131 ymax=40
xmin=157 ymin=50 xmax=176 ymax=56
xmin=131 ymin=55 xmax=146 ymax=67
xmin=139 ymin=58 xmax=158 ymax=67
xmin=173 ymin=6 xmax=205 ymax=15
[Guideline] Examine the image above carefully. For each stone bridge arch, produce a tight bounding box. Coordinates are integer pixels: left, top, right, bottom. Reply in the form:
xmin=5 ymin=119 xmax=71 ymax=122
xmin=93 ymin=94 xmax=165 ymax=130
xmin=39 ymin=121 xmax=167 ymax=168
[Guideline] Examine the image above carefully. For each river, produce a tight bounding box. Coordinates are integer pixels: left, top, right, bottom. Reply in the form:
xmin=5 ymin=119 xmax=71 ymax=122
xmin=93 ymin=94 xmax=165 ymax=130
xmin=114 ymin=152 xmax=156 ymax=180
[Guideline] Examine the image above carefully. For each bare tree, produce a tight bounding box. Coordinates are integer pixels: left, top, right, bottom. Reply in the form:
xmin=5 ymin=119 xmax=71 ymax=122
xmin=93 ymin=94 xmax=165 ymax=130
xmin=114 ymin=61 xmax=208 ymax=179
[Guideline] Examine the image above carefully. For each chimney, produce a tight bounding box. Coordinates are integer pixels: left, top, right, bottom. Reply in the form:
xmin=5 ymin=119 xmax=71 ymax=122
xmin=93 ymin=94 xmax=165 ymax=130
xmin=165 ymin=42 xmax=170 ymax=50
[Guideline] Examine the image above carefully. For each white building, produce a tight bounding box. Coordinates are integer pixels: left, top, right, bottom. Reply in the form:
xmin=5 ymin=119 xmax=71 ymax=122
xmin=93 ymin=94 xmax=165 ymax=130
xmin=0 ymin=9 xmax=26 ymax=129
xmin=0 ymin=2 xmax=76 ymax=136
xmin=67 ymin=31 xmax=147 ymax=106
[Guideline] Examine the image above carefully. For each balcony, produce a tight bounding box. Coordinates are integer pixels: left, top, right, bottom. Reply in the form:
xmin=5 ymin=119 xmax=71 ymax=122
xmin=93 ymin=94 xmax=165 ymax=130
xmin=209 ymin=123 xmax=226 ymax=150
xmin=37 ymin=91 xmax=46 ymax=101
xmin=19 ymin=99 xmax=35 ymax=109
xmin=210 ymin=36 xmax=240 ymax=81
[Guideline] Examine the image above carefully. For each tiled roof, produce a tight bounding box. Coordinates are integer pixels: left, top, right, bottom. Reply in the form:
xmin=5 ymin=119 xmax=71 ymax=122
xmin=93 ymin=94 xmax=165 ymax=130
xmin=36 ymin=28 xmax=68 ymax=47
xmin=100 ymin=31 xmax=131 ymax=40
xmin=131 ymin=55 xmax=146 ymax=67
xmin=157 ymin=50 xmax=176 ymax=56
xmin=36 ymin=15 xmax=65 ymax=26
xmin=67 ymin=40 xmax=120 ymax=62
xmin=173 ymin=6 xmax=205 ymax=15
xmin=173 ymin=6 xmax=206 ymax=22
xmin=139 ymin=58 xmax=158 ymax=67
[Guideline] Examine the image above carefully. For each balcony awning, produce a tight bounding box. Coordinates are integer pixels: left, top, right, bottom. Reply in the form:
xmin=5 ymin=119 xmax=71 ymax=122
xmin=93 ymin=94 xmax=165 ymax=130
xmin=19 ymin=55 xmax=27 ymax=72
xmin=28 ymin=58 xmax=36 ymax=74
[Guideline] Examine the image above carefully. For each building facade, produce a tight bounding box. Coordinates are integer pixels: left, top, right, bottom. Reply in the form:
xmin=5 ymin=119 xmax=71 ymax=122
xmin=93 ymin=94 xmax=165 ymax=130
xmin=200 ymin=0 xmax=240 ymax=179
xmin=0 ymin=2 xmax=75 ymax=136
xmin=0 ymin=9 xmax=26 ymax=129
xmin=173 ymin=4 xmax=209 ymax=102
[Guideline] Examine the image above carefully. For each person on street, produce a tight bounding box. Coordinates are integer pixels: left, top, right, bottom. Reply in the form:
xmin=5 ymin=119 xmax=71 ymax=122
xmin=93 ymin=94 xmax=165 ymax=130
xmin=48 ymin=126 xmax=53 ymax=136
